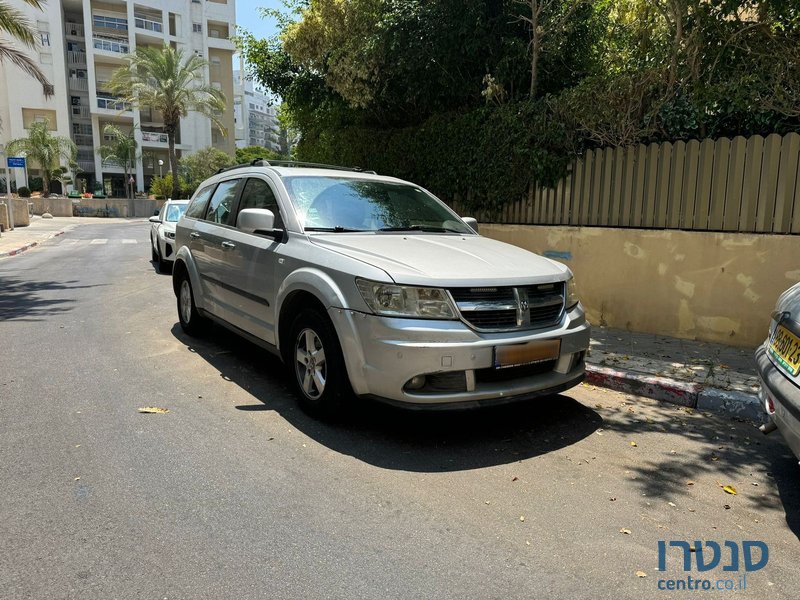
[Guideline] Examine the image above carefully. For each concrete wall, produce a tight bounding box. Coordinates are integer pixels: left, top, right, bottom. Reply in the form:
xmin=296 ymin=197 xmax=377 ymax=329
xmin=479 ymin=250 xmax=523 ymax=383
xmin=29 ymin=197 xmax=73 ymax=217
xmin=482 ymin=224 xmax=799 ymax=348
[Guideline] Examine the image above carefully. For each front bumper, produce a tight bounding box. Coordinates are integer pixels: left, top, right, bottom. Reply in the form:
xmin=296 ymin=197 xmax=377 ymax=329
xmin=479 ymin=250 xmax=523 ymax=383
xmin=755 ymin=343 xmax=800 ymax=460
xmin=330 ymin=304 xmax=590 ymax=407
xmin=159 ymin=231 xmax=176 ymax=262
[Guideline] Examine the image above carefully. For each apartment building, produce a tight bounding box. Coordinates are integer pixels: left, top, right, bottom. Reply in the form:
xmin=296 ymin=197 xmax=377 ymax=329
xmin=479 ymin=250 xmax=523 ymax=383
xmin=0 ymin=0 xmax=236 ymax=197
xmin=233 ymin=68 xmax=281 ymax=153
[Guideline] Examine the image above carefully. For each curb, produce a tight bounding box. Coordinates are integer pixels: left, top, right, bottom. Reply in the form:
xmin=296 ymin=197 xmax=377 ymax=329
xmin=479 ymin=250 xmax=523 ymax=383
xmin=585 ymin=364 xmax=764 ymax=422
xmin=0 ymin=230 xmax=65 ymax=258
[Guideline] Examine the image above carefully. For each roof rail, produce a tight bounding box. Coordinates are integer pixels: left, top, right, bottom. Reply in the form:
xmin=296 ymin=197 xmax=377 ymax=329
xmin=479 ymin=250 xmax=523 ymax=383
xmin=215 ymin=159 xmax=376 ymax=175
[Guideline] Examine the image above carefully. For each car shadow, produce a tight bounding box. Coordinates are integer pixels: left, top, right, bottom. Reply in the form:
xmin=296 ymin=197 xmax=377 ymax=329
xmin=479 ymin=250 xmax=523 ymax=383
xmin=170 ymin=323 xmax=602 ymax=473
xmin=0 ymin=275 xmax=101 ymax=322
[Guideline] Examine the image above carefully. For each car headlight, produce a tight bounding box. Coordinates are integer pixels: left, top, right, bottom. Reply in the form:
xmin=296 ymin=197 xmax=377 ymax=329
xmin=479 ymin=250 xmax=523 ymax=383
xmin=165 ymin=231 xmax=176 ymax=239
xmin=566 ymin=276 xmax=579 ymax=309
xmin=356 ymin=278 xmax=457 ymax=319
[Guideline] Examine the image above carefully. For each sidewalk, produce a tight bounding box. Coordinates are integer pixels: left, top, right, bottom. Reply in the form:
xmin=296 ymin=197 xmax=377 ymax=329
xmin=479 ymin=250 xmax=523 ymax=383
xmin=1 ymin=216 xmax=764 ymax=421
xmin=585 ymin=327 xmax=762 ymax=421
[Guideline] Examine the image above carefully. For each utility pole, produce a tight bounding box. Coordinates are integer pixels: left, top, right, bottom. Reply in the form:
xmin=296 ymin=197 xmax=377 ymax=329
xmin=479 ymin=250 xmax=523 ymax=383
xmin=0 ymin=144 xmax=14 ymax=231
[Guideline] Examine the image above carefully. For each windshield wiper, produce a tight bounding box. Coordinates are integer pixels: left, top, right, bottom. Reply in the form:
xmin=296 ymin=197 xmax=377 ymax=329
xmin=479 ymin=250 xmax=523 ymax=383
xmin=304 ymin=226 xmax=365 ymax=233
xmin=379 ymin=225 xmax=463 ymax=233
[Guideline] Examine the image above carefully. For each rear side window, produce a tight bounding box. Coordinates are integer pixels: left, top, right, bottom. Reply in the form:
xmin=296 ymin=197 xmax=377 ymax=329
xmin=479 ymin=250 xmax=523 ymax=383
xmin=237 ymin=178 xmax=284 ymax=229
xmin=204 ymin=179 xmax=240 ymax=225
xmin=185 ymin=185 xmax=215 ymax=219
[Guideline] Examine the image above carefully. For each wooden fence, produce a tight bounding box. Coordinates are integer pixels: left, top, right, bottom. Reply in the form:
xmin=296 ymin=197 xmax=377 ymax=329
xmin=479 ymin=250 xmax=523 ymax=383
xmin=473 ymin=132 xmax=800 ymax=234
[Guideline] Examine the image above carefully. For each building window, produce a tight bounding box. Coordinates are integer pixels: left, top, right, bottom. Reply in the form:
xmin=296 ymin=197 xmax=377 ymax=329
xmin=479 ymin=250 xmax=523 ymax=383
xmin=93 ymin=15 xmax=128 ymax=31
xmin=40 ymin=53 xmax=53 ymax=64
xmin=192 ymin=23 xmax=202 ymax=33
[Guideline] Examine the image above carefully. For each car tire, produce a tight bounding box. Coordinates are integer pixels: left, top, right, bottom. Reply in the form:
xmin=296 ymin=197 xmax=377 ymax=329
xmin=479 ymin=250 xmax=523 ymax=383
xmin=151 ymin=235 xmax=158 ymax=262
xmin=177 ymin=271 xmax=208 ymax=336
xmin=288 ymin=308 xmax=352 ymax=419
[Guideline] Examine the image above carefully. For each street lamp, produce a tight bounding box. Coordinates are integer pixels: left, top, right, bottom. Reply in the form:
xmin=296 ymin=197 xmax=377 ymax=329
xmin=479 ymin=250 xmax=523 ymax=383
xmin=158 ymin=159 xmax=163 ymax=178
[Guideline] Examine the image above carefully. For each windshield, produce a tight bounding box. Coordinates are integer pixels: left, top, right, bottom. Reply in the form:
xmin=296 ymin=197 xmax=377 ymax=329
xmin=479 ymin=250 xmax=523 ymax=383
xmin=165 ymin=204 xmax=187 ymax=222
xmin=282 ymin=176 xmax=473 ymax=234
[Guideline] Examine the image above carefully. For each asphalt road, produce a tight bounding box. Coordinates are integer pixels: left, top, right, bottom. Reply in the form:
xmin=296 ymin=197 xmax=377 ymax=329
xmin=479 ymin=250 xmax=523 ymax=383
xmin=1 ymin=220 xmax=799 ymax=599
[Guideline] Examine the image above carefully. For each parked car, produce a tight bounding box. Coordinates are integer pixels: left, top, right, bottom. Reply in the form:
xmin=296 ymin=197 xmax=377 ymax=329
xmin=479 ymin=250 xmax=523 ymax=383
xmin=150 ymin=199 xmax=189 ymax=271
xmin=756 ymin=282 xmax=800 ymax=461
xmin=172 ymin=161 xmax=590 ymax=417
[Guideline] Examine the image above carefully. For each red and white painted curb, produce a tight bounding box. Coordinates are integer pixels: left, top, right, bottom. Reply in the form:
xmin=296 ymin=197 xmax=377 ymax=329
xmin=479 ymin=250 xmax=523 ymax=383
xmin=0 ymin=230 xmax=65 ymax=258
xmin=585 ymin=363 xmax=763 ymax=421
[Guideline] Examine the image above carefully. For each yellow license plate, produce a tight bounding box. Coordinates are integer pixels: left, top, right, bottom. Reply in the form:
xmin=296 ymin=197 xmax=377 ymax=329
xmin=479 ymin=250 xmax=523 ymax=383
xmin=769 ymin=325 xmax=800 ymax=376
xmin=494 ymin=339 xmax=561 ymax=369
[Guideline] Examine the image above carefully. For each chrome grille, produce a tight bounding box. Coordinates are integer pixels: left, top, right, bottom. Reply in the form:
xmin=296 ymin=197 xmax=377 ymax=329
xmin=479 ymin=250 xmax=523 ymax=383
xmin=450 ymin=283 xmax=565 ymax=331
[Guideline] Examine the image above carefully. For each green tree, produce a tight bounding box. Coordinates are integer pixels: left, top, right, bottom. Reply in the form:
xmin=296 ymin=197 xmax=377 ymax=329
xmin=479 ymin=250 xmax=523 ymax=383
xmin=180 ymin=147 xmax=235 ymax=195
xmin=109 ymin=45 xmax=227 ymax=199
xmin=6 ymin=120 xmax=76 ymax=197
xmin=235 ymin=145 xmax=280 ymax=164
xmin=97 ymin=124 xmax=138 ymax=199
xmin=0 ymin=0 xmax=52 ymax=109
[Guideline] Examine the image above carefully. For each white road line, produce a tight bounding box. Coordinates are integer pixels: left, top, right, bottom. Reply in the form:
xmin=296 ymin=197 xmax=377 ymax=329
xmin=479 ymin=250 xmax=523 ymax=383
xmin=122 ymin=239 xmax=138 ymax=244
xmin=90 ymin=239 xmax=108 ymax=245
xmin=61 ymin=240 xmax=78 ymax=245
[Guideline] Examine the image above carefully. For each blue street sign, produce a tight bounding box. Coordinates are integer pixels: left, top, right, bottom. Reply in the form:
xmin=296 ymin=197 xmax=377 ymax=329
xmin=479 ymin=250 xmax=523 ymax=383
xmin=7 ymin=157 xmax=26 ymax=168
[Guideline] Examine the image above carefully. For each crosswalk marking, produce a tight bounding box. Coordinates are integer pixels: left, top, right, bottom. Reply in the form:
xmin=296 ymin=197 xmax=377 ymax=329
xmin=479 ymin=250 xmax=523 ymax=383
xmin=122 ymin=239 xmax=138 ymax=244
xmin=90 ymin=239 xmax=108 ymax=244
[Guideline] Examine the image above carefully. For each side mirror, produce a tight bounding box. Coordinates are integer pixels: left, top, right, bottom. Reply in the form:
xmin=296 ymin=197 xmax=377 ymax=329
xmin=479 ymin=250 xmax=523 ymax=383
xmin=462 ymin=216 xmax=479 ymax=234
xmin=149 ymin=216 xmax=161 ymax=223
xmin=239 ymin=208 xmax=284 ymax=241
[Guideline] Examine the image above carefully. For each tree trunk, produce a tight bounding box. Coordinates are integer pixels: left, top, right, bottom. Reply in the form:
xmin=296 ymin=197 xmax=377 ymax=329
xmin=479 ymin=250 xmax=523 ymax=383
xmin=167 ymin=122 xmax=179 ymax=200
xmin=529 ymin=1 xmax=541 ymax=99
xmin=42 ymin=170 xmax=50 ymax=197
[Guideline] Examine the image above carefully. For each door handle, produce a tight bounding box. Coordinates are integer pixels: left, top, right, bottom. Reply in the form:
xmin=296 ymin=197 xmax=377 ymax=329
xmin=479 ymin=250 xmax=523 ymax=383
xmin=221 ymin=241 xmax=236 ymax=249
xmin=189 ymin=232 xmax=200 ymax=239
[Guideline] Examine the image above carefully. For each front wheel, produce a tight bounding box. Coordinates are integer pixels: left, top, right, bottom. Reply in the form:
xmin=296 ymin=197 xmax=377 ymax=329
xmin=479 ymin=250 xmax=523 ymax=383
xmin=177 ymin=272 xmax=208 ymax=336
xmin=288 ymin=308 xmax=352 ymax=419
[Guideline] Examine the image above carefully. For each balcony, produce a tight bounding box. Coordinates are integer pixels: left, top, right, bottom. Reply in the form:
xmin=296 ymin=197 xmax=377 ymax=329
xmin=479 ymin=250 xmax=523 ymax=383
xmin=97 ymin=97 xmax=131 ymax=112
xmin=69 ymin=77 xmax=88 ymax=92
xmin=73 ymin=133 xmax=93 ymax=146
xmin=93 ymin=36 xmax=129 ymax=55
xmin=65 ymin=23 xmax=84 ymax=37
xmin=67 ymin=50 xmax=87 ymax=66
xmin=134 ymin=15 xmax=163 ymax=34
xmin=142 ymin=131 xmax=169 ymax=144
xmin=71 ymin=105 xmax=90 ymax=118
xmin=77 ymin=159 xmax=96 ymax=172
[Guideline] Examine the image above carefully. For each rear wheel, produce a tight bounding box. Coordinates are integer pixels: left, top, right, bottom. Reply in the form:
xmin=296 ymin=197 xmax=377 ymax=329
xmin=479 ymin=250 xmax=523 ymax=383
xmin=177 ymin=271 xmax=207 ymax=336
xmin=151 ymin=235 xmax=158 ymax=262
xmin=288 ymin=308 xmax=352 ymax=419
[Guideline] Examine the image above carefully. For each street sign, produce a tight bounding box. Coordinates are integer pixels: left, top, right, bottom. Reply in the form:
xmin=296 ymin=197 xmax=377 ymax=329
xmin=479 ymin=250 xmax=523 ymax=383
xmin=7 ymin=157 xmax=25 ymax=168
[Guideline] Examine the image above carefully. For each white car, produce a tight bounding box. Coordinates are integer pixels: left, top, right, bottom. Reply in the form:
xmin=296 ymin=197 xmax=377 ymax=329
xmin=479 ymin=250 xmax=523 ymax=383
xmin=150 ymin=199 xmax=189 ymax=271
xmin=173 ymin=161 xmax=590 ymax=418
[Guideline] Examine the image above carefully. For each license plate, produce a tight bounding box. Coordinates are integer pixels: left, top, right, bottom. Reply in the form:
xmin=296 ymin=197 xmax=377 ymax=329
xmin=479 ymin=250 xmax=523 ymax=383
xmin=769 ymin=324 xmax=800 ymax=376
xmin=494 ymin=339 xmax=561 ymax=369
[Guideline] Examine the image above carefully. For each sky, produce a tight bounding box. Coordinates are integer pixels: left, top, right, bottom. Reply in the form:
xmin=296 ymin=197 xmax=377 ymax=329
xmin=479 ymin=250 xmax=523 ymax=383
xmin=235 ymin=0 xmax=284 ymax=45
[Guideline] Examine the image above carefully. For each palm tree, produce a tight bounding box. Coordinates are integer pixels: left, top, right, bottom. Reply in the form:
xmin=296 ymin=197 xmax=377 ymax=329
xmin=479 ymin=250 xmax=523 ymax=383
xmin=6 ymin=120 xmax=76 ymax=197
xmin=109 ymin=45 xmax=226 ymax=199
xmin=0 ymin=0 xmax=52 ymax=101
xmin=97 ymin=124 xmax=138 ymax=199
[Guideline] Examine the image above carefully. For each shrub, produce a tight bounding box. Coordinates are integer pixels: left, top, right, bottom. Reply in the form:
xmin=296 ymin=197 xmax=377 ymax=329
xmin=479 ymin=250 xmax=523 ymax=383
xmin=28 ymin=177 xmax=43 ymax=192
xmin=17 ymin=186 xmax=31 ymax=198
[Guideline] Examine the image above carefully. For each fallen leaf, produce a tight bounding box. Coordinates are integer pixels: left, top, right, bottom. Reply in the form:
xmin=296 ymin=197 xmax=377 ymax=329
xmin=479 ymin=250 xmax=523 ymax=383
xmin=74 ymin=477 xmax=80 ymax=481
xmin=630 ymin=441 xmax=638 ymax=447
xmin=668 ymin=502 xmax=676 ymax=507
xmin=620 ymin=528 xmax=631 ymax=535
xmin=512 ymin=476 xmax=519 ymax=482
xmin=722 ymin=485 xmax=737 ymax=495
xmin=520 ymin=516 xmax=525 ymax=522
xmin=688 ymin=508 xmax=696 ymax=512
xmin=610 ymin=497 xmax=617 ymax=501
xmin=138 ymin=406 xmax=169 ymax=414
xmin=636 ymin=571 xmax=647 ymax=578
xmin=485 ymin=501 xmax=491 ymax=505
xmin=687 ymin=481 xmax=695 ymax=486
xmin=724 ymin=504 xmax=731 ymax=510
xmin=751 ymin=482 xmax=759 ymax=487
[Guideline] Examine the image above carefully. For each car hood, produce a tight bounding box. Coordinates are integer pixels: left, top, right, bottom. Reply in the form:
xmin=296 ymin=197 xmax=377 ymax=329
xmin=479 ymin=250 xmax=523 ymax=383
xmin=308 ymin=233 xmax=569 ymax=286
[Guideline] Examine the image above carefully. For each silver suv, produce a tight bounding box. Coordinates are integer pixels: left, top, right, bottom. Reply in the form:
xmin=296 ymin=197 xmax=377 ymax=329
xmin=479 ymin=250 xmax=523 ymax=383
xmin=173 ymin=161 xmax=590 ymax=417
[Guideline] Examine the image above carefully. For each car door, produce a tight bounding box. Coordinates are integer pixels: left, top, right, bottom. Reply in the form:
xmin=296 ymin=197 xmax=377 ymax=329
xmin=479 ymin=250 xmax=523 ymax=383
xmin=192 ymin=178 xmax=243 ymax=321
xmin=216 ymin=176 xmax=285 ymax=345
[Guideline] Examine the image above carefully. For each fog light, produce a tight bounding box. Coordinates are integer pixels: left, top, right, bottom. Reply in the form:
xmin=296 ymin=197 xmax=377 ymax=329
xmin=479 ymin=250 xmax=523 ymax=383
xmin=405 ymin=375 xmax=427 ymax=390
